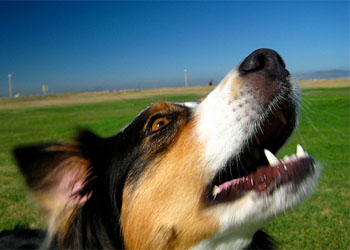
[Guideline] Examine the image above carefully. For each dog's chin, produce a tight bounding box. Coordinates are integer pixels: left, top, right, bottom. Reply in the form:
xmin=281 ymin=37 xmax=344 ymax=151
xmin=200 ymin=140 xmax=319 ymax=247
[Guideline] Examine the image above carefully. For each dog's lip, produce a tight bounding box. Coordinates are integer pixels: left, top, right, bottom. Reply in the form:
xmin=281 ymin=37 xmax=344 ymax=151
xmin=203 ymin=97 xmax=315 ymax=205
xmin=253 ymin=103 xmax=295 ymax=154
xmin=207 ymin=148 xmax=316 ymax=204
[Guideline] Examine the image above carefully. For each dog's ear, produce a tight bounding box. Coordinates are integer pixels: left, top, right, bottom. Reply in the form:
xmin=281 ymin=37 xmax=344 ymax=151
xmin=13 ymin=130 xmax=103 ymax=222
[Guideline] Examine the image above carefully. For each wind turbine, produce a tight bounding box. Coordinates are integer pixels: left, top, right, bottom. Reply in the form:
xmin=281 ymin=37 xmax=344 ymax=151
xmin=184 ymin=69 xmax=188 ymax=88
xmin=8 ymin=73 xmax=12 ymax=98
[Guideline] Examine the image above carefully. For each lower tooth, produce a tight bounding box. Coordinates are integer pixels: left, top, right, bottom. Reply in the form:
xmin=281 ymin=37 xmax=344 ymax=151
xmin=283 ymin=155 xmax=291 ymax=162
xmin=291 ymin=154 xmax=297 ymax=161
xmin=212 ymin=185 xmax=221 ymax=197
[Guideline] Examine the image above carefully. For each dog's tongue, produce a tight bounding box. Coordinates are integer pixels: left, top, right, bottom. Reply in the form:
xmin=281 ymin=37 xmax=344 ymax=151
xmin=211 ymin=146 xmax=315 ymax=203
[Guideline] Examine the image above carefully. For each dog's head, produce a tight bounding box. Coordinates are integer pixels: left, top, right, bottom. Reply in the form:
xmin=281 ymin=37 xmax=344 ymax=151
xmin=14 ymin=49 xmax=319 ymax=249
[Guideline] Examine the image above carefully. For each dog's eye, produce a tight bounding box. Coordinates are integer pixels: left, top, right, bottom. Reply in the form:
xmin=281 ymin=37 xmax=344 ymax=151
xmin=151 ymin=117 xmax=170 ymax=132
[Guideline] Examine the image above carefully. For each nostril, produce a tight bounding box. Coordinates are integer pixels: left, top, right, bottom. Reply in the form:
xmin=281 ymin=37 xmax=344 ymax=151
xmin=239 ymin=53 xmax=265 ymax=73
xmin=255 ymin=54 xmax=266 ymax=71
xmin=239 ymin=48 xmax=286 ymax=75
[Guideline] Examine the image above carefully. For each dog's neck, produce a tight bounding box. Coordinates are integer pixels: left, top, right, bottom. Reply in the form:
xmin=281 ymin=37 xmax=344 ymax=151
xmin=191 ymin=230 xmax=274 ymax=250
xmin=191 ymin=236 xmax=251 ymax=250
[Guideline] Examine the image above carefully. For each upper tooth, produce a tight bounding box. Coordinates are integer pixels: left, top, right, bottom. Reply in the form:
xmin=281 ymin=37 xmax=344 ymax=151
xmin=296 ymin=144 xmax=305 ymax=157
xmin=264 ymin=149 xmax=279 ymax=166
xmin=275 ymin=110 xmax=287 ymax=125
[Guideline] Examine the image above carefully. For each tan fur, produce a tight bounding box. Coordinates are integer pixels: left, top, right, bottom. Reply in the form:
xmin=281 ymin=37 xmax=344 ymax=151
xmin=217 ymin=76 xmax=243 ymax=100
xmin=142 ymin=101 xmax=178 ymax=132
xmin=121 ymin=119 xmax=219 ymax=250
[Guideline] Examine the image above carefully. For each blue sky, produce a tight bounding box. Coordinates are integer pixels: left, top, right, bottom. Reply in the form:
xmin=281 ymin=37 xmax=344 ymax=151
xmin=0 ymin=1 xmax=349 ymax=96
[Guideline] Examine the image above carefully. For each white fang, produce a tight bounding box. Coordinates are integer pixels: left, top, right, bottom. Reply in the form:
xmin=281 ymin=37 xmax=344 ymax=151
xmin=264 ymin=149 xmax=279 ymax=166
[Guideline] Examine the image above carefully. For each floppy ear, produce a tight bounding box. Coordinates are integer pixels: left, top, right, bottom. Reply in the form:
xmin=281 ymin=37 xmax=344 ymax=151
xmin=13 ymin=130 xmax=102 ymax=229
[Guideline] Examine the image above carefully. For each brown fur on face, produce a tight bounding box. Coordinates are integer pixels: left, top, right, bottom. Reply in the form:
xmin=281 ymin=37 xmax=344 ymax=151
xmin=121 ymin=110 xmax=219 ymax=249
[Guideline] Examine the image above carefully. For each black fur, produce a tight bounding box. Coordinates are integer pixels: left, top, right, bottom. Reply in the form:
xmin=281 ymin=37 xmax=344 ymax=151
xmin=1 ymin=90 xmax=280 ymax=249
xmin=2 ymin=103 xmax=192 ymax=249
xmin=0 ymin=227 xmax=57 ymax=250
xmin=244 ymin=230 xmax=275 ymax=250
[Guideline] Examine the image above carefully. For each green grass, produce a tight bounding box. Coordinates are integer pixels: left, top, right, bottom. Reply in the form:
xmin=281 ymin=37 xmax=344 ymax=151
xmin=0 ymin=88 xmax=349 ymax=249
xmin=0 ymin=93 xmax=204 ymax=229
xmin=268 ymin=87 xmax=350 ymax=249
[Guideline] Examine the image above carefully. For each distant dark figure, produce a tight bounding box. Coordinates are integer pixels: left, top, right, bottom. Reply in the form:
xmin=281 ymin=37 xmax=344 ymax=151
xmin=209 ymin=80 xmax=213 ymax=86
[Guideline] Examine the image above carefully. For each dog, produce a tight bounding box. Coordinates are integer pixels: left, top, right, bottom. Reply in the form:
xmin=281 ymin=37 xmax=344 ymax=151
xmin=0 ymin=49 xmax=319 ymax=249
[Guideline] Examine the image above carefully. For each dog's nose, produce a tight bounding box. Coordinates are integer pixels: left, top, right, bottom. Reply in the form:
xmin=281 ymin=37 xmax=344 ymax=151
xmin=238 ymin=48 xmax=289 ymax=79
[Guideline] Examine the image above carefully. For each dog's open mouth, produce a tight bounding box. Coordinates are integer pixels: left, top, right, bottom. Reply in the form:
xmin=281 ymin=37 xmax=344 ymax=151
xmin=205 ymin=102 xmax=316 ymax=205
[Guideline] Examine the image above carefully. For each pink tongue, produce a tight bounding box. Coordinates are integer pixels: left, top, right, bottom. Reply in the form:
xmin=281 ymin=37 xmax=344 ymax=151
xmin=216 ymin=157 xmax=315 ymax=201
xmin=219 ymin=178 xmax=242 ymax=191
xmin=218 ymin=165 xmax=278 ymax=194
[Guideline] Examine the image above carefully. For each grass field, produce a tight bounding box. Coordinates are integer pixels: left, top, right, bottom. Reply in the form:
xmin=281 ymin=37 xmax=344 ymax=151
xmin=0 ymin=81 xmax=349 ymax=249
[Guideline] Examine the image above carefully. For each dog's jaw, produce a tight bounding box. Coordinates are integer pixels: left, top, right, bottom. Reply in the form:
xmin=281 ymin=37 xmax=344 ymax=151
xmin=192 ymin=173 xmax=320 ymax=250
xmin=192 ymin=232 xmax=254 ymax=250
xmin=192 ymin=50 xmax=319 ymax=249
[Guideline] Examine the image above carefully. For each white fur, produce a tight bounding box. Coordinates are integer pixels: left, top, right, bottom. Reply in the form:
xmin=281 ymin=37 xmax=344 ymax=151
xmin=192 ymin=67 xmax=319 ymax=249
xmin=193 ymin=168 xmax=320 ymax=250
xmin=195 ymin=70 xmax=257 ymax=174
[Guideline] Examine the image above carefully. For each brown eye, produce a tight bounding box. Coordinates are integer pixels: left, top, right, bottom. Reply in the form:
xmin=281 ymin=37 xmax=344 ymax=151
xmin=151 ymin=117 xmax=170 ymax=132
